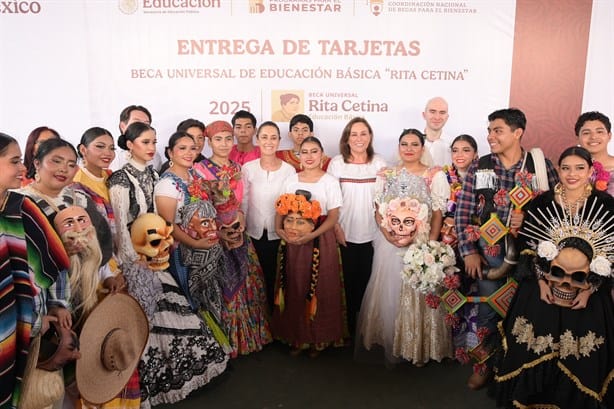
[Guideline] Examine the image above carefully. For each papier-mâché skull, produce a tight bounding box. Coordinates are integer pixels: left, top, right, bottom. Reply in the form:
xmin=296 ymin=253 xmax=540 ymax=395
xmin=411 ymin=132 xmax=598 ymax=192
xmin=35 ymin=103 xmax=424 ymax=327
xmin=218 ymin=216 xmax=244 ymax=250
xmin=544 ymin=247 xmax=591 ymax=307
xmin=130 ymin=213 xmax=174 ymax=271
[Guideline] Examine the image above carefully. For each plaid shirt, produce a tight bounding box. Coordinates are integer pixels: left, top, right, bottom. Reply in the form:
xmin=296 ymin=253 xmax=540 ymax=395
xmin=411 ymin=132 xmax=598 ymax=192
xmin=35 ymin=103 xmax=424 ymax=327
xmin=455 ymin=150 xmax=559 ymax=257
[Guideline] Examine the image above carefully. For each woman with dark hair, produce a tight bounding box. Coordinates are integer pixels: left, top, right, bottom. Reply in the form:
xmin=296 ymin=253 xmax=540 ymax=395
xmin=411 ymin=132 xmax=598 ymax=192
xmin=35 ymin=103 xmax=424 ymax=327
xmin=357 ymin=128 xmax=451 ymax=366
xmin=495 ymin=146 xmax=614 ymax=408
xmin=575 ymin=111 xmax=614 ymax=196
xmin=0 ymin=133 xmax=70 ymax=409
xmin=108 ymin=121 xmax=159 ymax=265
xmin=72 ymin=127 xmax=117 ymax=238
xmin=327 ymin=117 xmax=387 ymax=336
xmin=273 ymin=136 xmax=346 ymax=358
xmin=242 ymin=121 xmax=295 ymax=312
xmin=439 ymin=134 xmax=480 ymax=366
xmin=155 ymin=131 xmax=198 ymax=294
xmin=22 ymin=126 xmax=60 ymax=186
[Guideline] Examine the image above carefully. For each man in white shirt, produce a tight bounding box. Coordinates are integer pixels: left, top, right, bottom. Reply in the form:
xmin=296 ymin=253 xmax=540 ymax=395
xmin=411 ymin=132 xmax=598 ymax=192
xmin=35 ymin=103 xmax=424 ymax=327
xmin=422 ymin=96 xmax=451 ymax=167
xmin=110 ymin=105 xmax=162 ymax=171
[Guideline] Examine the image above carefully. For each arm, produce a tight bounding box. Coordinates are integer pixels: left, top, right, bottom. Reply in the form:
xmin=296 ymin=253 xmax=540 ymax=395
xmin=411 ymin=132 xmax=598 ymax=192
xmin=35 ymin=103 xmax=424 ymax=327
xmin=429 ymin=170 xmax=449 ymax=241
xmin=454 ymin=162 xmax=482 ymax=278
xmin=109 ymin=183 xmax=139 ymax=265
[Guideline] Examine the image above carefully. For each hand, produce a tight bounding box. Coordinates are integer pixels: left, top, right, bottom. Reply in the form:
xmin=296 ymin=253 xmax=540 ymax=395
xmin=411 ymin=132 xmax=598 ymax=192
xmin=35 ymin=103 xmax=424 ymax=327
xmin=464 ymin=253 xmax=484 ymax=279
xmin=537 ymin=280 xmax=554 ymax=304
xmin=509 ymin=209 xmax=524 ymax=231
xmin=289 ymin=232 xmax=315 ymax=246
xmin=276 ymin=229 xmax=290 ymax=243
xmin=41 ymin=314 xmax=58 ymax=335
xmin=193 ymin=236 xmax=218 ymax=250
xmin=48 ymin=306 xmax=72 ymax=329
xmin=571 ymin=289 xmax=591 ymax=310
xmin=334 ymin=224 xmax=347 ymax=247
xmin=103 ymin=275 xmax=126 ymax=293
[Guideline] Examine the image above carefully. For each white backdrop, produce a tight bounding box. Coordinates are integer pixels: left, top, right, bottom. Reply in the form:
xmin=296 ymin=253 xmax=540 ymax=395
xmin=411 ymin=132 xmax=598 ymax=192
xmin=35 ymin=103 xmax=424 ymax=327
xmin=1 ymin=0 xmax=612 ymax=165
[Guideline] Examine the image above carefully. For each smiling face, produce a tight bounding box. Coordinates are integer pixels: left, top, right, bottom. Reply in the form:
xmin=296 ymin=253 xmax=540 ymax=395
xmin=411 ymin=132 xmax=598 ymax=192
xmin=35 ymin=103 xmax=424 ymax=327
xmin=0 ymin=142 xmax=26 ymax=192
xmin=185 ymin=126 xmax=206 ymax=155
xmin=299 ymin=141 xmax=323 ymax=170
xmin=558 ymin=154 xmax=592 ymax=195
xmin=422 ymin=98 xmax=449 ymax=133
xmin=80 ymin=134 xmax=116 ymax=173
xmin=127 ymin=129 xmax=157 ymax=165
xmin=348 ymin=122 xmax=372 ymax=157
xmin=256 ymin=125 xmax=281 ymax=156
xmin=398 ymin=133 xmax=424 ymax=165
xmin=577 ymin=119 xmax=612 ymax=156
xmin=451 ymin=139 xmax=477 ymax=172
xmin=487 ymin=118 xmax=522 ymax=155
xmin=34 ymin=146 xmax=78 ymax=194
xmin=168 ymin=136 xmax=197 ymax=169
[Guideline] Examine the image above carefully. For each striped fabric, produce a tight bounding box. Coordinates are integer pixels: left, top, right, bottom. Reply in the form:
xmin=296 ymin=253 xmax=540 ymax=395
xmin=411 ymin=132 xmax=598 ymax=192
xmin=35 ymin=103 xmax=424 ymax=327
xmin=0 ymin=192 xmax=69 ymax=409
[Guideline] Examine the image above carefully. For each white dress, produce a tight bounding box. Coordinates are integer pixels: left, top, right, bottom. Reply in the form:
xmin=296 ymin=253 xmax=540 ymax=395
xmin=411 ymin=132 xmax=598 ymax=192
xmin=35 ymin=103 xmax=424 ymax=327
xmin=357 ymin=167 xmax=452 ymax=365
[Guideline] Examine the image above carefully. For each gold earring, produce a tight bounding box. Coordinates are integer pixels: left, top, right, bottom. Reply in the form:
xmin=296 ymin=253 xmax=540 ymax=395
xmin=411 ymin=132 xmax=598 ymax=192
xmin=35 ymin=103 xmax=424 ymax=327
xmin=169 ymin=160 xmax=174 ymax=168
xmin=34 ymin=172 xmax=41 ymax=182
xmin=127 ymin=150 xmax=133 ymax=159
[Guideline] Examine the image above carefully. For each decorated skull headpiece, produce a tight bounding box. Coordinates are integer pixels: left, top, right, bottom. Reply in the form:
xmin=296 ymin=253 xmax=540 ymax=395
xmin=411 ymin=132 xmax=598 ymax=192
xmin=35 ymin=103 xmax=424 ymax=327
xmin=522 ymin=198 xmax=614 ymax=307
xmin=377 ymin=168 xmax=431 ymax=247
xmin=130 ymin=213 xmax=174 ymax=271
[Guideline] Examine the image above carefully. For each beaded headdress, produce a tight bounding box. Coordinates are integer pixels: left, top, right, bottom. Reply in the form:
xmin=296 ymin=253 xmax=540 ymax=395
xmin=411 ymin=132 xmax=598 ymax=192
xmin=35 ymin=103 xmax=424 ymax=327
xmin=520 ymin=198 xmax=614 ymax=276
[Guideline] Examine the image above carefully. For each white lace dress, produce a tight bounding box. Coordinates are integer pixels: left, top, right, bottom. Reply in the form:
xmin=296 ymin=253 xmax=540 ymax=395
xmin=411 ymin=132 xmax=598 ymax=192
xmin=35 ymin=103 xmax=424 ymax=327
xmin=357 ymin=167 xmax=452 ymax=365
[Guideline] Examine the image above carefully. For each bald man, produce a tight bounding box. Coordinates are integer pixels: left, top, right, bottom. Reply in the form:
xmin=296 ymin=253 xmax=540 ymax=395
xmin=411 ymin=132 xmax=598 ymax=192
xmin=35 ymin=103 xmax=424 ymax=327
xmin=422 ymin=97 xmax=451 ymax=167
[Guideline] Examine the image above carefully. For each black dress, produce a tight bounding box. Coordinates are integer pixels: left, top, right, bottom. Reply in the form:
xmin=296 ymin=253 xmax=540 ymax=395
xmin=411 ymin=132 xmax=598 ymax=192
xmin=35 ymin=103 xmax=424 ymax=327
xmin=495 ymin=191 xmax=614 ymax=409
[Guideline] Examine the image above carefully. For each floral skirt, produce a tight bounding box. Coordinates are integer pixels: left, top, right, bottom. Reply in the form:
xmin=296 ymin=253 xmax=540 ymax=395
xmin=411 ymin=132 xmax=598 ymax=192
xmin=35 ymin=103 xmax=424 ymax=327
xmin=221 ymin=238 xmax=272 ymax=358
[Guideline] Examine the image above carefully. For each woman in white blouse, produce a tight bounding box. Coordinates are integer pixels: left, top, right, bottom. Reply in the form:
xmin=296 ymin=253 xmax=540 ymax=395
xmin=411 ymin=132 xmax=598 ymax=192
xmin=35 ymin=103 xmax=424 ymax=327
xmin=327 ymin=117 xmax=387 ymax=336
xmin=242 ymin=121 xmax=295 ymax=311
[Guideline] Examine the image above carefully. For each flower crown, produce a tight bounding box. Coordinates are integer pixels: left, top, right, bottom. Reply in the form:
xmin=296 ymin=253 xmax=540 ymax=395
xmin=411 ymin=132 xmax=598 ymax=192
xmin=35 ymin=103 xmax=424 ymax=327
xmin=275 ymin=193 xmax=322 ymax=222
xmin=381 ymin=197 xmax=429 ymax=232
xmin=522 ymin=198 xmax=614 ymax=277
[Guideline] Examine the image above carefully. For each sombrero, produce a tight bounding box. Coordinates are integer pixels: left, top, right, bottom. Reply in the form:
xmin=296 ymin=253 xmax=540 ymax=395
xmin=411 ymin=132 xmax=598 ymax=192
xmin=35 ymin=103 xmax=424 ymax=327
xmin=76 ymin=293 xmax=149 ymax=404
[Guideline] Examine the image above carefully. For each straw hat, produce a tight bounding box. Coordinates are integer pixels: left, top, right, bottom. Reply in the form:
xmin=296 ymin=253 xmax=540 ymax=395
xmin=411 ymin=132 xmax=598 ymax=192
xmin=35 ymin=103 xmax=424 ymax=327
xmin=76 ymin=293 xmax=149 ymax=404
xmin=19 ymin=336 xmax=64 ymax=409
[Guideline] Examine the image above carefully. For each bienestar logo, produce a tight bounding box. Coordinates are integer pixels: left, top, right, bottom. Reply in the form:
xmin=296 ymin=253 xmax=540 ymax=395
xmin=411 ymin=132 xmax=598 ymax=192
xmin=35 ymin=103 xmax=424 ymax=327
xmin=0 ymin=0 xmax=41 ymax=13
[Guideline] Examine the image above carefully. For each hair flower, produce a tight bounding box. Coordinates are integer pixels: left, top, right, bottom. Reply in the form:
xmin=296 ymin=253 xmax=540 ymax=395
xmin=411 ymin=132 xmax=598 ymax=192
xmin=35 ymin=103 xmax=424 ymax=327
xmin=537 ymin=241 xmax=559 ymax=261
xmin=590 ymin=255 xmax=611 ymax=277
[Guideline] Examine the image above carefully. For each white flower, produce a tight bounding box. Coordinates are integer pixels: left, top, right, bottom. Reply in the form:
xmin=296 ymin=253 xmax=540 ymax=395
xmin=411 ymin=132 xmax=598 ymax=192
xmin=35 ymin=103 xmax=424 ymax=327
xmin=537 ymin=241 xmax=559 ymax=260
xmin=440 ymin=254 xmax=455 ymax=267
xmin=590 ymin=255 xmax=612 ymax=277
xmin=423 ymin=252 xmax=436 ymax=265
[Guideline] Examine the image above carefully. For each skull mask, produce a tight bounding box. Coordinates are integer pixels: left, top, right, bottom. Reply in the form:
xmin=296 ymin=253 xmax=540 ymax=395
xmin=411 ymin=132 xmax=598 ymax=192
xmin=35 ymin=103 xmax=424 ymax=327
xmin=543 ymin=247 xmax=591 ymax=307
xmin=383 ymin=198 xmax=426 ymax=246
xmin=218 ymin=216 xmax=245 ymax=250
xmin=130 ymin=213 xmax=174 ymax=271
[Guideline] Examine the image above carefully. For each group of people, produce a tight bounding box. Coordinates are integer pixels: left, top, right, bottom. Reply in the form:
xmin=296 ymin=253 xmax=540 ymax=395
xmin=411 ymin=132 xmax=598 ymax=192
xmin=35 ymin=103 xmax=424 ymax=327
xmin=1 ymin=99 xmax=613 ymax=409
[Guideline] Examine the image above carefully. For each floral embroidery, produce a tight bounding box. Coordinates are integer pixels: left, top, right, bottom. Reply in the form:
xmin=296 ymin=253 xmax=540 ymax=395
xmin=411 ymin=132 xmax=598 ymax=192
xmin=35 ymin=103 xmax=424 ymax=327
xmin=493 ymin=188 xmax=509 ymax=207
xmin=465 ymin=225 xmax=481 ymax=241
xmin=592 ymin=160 xmax=610 ymax=192
xmin=510 ymin=317 xmax=605 ymax=359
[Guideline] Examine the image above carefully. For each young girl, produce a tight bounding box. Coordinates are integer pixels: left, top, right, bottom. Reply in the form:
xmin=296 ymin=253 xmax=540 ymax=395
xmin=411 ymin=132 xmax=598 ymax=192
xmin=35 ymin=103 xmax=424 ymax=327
xmin=273 ymin=136 xmax=346 ymax=357
xmin=108 ymin=122 xmax=159 ymax=266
